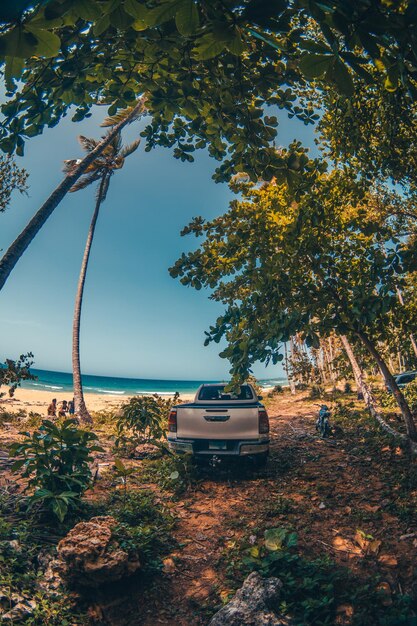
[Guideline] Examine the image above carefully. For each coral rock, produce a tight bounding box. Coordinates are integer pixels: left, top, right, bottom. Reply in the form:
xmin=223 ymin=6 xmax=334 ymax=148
xmin=209 ymin=571 xmax=293 ymax=626
xmin=56 ymin=516 xmax=140 ymax=587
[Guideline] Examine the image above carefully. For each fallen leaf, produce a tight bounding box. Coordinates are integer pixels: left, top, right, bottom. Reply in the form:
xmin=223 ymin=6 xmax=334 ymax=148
xmin=162 ymin=557 xmax=176 ymax=574
xmin=333 ymin=536 xmax=361 ymax=555
xmin=378 ymin=554 xmax=398 ymax=567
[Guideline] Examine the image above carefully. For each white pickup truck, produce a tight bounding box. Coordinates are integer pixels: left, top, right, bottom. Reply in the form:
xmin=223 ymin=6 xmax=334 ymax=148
xmin=167 ymin=383 xmax=270 ymax=465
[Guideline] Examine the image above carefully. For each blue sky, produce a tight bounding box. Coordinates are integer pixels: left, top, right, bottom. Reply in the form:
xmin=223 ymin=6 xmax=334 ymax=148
xmin=0 ymin=106 xmax=317 ymax=380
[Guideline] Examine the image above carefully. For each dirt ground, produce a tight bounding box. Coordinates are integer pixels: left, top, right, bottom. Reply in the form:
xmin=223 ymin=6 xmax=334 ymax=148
xmin=1 ymin=392 xmax=416 ymax=625
xmin=87 ymin=393 xmax=417 ymax=625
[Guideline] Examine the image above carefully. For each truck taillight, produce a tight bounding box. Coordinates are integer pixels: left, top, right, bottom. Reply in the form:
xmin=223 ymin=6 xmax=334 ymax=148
xmin=258 ymin=409 xmax=269 ymax=434
xmin=168 ymin=410 xmax=177 ymax=433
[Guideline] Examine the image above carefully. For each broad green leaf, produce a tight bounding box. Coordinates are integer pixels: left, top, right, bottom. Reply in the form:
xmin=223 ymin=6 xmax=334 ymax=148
xmin=299 ymin=52 xmax=333 ymax=79
xmin=175 ymin=0 xmax=199 ymax=36
xmin=330 ymin=59 xmax=354 ymax=97
xmin=52 ymin=498 xmax=68 ymax=523
xmin=5 ymin=56 xmax=25 ymax=83
xmin=169 ymin=470 xmax=179 ymax=479
xmin=194 ymin=34 xmax=226 ymax=60
xmin=25 ymin=27 xmax=61 ymax=58
xmin=264 ymin=527 xmax=288 ymax=551
xmin=114 ymin=458 xmax=126 ymax=472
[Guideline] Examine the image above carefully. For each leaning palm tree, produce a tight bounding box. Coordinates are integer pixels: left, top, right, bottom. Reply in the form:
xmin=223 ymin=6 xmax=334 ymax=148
xmin=64 ymin=132 xmax=140 ymax=423
xmin=0 ymin=97 xmax=147 ymax=292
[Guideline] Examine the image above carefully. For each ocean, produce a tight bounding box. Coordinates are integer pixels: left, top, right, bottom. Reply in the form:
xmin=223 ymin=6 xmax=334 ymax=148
xmin=22 ymin=368 xmax=287 ymax=397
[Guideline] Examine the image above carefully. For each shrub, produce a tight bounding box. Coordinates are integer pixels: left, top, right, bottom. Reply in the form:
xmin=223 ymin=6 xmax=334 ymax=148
xmin=91 ymin=490 xmax=175 ymax=571
xmin=142 ymin=453 xmax=199 ymax=498
xmin=309 ymin=384 xmax=324 ymax=399
xmin=344 ymin=382 xmax=352 ymax=393
xmin=10 ymin=419 xmax=103 ymax=522
xmin=115 ymin=393 xmax=179 ymax=454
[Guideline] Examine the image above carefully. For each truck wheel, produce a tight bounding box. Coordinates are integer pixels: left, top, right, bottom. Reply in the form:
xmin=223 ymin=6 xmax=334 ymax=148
xmin=253 ymin=451 xmax=269 ymax=468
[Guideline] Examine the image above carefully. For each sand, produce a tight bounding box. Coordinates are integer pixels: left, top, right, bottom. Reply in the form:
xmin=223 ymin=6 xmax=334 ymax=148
xmin=0 ymin=388 xmax=196 ymax=416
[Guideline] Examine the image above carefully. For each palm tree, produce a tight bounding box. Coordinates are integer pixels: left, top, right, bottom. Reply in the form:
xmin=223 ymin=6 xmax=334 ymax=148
xmin=64 ymin=132 xmax=140 ymax=423
xmin=0 ymin=98 xmax=146 ymax=292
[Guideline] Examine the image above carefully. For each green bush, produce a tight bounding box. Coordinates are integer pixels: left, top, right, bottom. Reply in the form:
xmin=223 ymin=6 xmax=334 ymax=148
xmin=142 ymin=453 xmax=199 ymax=498
xmin=91 ymin=490 xmax=175 ymax=572
xmin=10 ymin=419 xmax=103 ymax=522
xmin=226 ymin=527 xmax=413 ymax=625
xmin=115 ymin=393 xmax=179 ymax=454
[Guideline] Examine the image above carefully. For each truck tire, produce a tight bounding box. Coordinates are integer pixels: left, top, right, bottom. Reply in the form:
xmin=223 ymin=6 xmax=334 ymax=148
xmin=253 ymin=451 xmax=269 ymax=468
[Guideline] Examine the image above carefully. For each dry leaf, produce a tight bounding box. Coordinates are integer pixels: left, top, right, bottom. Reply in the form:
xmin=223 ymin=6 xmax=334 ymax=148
xmin=378 ymin=554 xmax=398 ymax=567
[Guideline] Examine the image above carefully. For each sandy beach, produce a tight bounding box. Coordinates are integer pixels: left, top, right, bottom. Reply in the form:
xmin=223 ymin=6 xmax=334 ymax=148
xmin=0 ymin=388 xmax=196 ymax=416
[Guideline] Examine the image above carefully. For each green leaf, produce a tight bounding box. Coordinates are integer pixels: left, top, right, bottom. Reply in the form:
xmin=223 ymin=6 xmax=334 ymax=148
xmin=194 ymin=33 xmax=226 ymax=60
xmin=169 ymin=470 xmax=180 ymax=480
xmin=175 ymin=0 xmax=199 ymax=36
xmin=5 ymin=56 xmax=25 ymax=84
xmin=299 ymin=52 xmax=333 ymax=79
xmin=52 ymin=497 xmax=68 ymax=523
xmin=264 ymin=527 xmax=288 ymax=551
xmin=329 ymin=59 xmax=354 ymax=97
xmin=114 ymin=458 xmax=126 ymax=472
xmin=26 ymin=27 xmax=61 ymax=59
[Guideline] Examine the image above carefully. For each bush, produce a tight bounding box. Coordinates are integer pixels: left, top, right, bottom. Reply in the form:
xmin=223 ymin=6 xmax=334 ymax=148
xmin=10 ymin=419 xmax=103 ymax=522
xmin=91 ymin=490 xmax=175 ymax=572
xmin=309 ymin=384 xmax=324 ymax=399
xmin=344 ymin=382 xmax=352 ymax=393
xmin=142 ymin=453 xmax=199 ymax=498
xmin=115 ymin=393 xmax=179 ymax=455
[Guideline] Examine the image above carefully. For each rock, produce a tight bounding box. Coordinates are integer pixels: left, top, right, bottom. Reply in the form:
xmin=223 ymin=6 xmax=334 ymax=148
xmin=0 ymin=595 xmax=37 ymax=622
xmin=55 ymin=516 xmax=140 ymax=587
xmin=208 ymin=571 xmax=293 ymax=626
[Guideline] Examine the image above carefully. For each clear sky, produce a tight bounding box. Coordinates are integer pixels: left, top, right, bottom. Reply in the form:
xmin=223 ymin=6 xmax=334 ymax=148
xmin=0 ymin=105 xmax=317 ymax=381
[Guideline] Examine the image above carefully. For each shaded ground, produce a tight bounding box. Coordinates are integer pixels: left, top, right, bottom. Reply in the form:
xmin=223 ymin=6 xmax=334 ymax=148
xmin=1 ymin=392 xmax=417 ymax=624
xmin=88 ymin=393 xmax=417 ymax=625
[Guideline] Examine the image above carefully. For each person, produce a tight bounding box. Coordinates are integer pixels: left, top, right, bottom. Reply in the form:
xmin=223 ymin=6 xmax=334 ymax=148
xmin=47 ymin=398 xmax=57 ymax=416
xmin=57 ymin=400 xmax=68 ymax=417
xmin=68 ymin=398 xmax=75 ymax=415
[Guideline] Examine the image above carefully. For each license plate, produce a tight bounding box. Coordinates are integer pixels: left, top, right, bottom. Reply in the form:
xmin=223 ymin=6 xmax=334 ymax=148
xmin=209 ymin=441 xmax=227 ymax=450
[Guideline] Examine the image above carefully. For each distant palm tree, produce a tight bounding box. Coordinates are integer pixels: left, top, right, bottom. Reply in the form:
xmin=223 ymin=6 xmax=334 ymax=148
xmin=64 ymin=132 xmax=140 ymax=423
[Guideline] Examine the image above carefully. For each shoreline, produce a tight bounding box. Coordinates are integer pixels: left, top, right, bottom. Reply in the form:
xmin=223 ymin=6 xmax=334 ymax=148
xmin=0 ymin=388 xmax=196 ymax=416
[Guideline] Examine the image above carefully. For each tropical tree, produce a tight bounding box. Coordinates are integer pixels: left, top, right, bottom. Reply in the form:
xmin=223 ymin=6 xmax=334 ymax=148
xmin=63 ymin=131 xmax=140 ymax=423
xmin=0 ymin=155 xmax=28 ymax=214
xmin=170 ymin=173 xmax=417 ymax=444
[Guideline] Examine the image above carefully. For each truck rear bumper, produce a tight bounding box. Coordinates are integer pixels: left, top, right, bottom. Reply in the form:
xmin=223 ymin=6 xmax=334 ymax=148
xmin=167 ymin=438 xmax=269 ymax=456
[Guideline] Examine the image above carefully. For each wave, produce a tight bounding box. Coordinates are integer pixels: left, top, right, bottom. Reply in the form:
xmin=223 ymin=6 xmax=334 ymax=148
xmin=32 ymin=383 xmax=64 ymax=390
xmin=95 ymin=388 xmax=125 ymax=395
xmin=135 ymin=390 xmax=181 ymax=395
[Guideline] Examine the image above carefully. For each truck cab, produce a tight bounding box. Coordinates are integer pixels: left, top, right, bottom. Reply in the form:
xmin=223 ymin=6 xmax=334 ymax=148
xmin=167 ymin=383 xmax=270 ymax=464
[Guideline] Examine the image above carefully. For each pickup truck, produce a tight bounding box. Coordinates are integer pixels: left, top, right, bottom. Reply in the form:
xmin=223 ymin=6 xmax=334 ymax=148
xmin=167 ymin=383 xmax=270 ymax=465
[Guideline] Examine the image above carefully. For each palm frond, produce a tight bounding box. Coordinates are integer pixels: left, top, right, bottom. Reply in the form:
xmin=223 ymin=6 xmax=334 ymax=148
xmin=101 ymin=98 xmax=147 ymax=128
xmin=78 ymin=135 xmax=100 ymax=152
xmin=119 ymin=138 xmax=141 ymax=159
xmin=70 ymin=171 xmax=101 ymax=192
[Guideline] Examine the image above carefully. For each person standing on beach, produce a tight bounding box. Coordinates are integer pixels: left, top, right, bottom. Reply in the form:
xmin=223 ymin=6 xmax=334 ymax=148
xmin=47 ymin=398 xmax=57 ymax=416
xmin=68 ymin=398 xmax=75 ymax=416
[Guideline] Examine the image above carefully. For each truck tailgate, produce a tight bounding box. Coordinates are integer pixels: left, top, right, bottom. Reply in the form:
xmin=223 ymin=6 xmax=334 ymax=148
xmin=176 ymin=404 xmax=259 ymax=439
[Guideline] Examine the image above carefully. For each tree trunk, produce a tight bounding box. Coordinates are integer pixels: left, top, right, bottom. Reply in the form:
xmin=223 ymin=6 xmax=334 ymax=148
xmin=72 ymin=176 xmax=107 ymax=423
xmin=340 ymin=335 xmax=412 ymax=444
xmin=396 ymin=288 xmax=417 ymax=359
xmin=284 ymin=341 xmax=296 ymax=394
xmin=0 ymin=98 xmax=146 ymax=291
xmin=356 ymin=330 xmax=417 ymax=441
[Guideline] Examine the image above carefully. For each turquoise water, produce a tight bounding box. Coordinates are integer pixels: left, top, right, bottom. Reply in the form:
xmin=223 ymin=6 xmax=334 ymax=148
xmin=22 ymin=369 xmax=287 ymax=396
